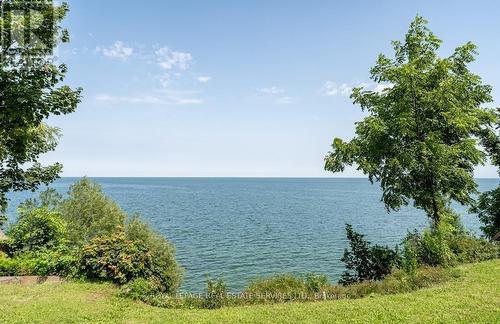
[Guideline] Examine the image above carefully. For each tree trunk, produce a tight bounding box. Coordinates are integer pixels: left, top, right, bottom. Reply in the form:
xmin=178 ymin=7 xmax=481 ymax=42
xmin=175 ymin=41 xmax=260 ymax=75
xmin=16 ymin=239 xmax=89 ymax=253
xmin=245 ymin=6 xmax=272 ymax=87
xmin=431 ymin=197 xmax=440 ymax=227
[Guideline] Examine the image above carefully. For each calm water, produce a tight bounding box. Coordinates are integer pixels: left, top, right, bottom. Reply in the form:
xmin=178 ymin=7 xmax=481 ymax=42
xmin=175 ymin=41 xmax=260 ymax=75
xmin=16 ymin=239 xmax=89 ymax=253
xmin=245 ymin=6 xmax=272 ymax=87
xmin=5 ymin=178 xmax=498 ymax=292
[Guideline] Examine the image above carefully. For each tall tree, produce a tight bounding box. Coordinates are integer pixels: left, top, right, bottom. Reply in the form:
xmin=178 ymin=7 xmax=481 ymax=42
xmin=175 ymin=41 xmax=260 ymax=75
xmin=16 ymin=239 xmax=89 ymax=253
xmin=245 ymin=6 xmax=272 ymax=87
xmin=325 ymin=16 xmax=499 ymax=226
xmin=0 ymin=1 xmax=81 ymax=216
xmin=472 ymin=108 xmax=500 ymax=240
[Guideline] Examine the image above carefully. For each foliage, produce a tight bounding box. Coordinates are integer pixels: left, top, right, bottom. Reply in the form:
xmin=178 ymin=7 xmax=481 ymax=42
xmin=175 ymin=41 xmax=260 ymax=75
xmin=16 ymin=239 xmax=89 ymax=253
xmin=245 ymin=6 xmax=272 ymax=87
xmin=305 ymin=273 xmax=329 ymax=293
xmin=471 ymin=186 xmax=500 ymax=240
xmin=8 ymin=207 xmax=66 ymax=252
xmin=246 ymin=274 xmax=308 ymax=297
xmin=0 ymin=247 xmax=77 ymax=276
xmin=118 ymin=262 xmax=461 ymax=310
xmin=446 ymin=232 xmax=499 ymax=263
xmin=0 ymin=1 xmax=82 ymax=215
xmin=0 ymin=214 xmax=7 ymax=227
xmin=417 ymin=228 xmax=454 ymax=266
xmin=18 ymin=188 xmax=63 ymax=213
xmin=9 ymin=179 xmax=183 ymax=292
xmin=78 ymin=231 xmax=154 ymax=285
xmin=1 ymin=260 xmax=498 ymax=323
xmin=404 ymin=225 xmax=498 ymax=267
xmin=119 ymin=278 xmax=162 ymax=301
xmin=78 ymin=229 xmax=181 ymax=293
xmin=401 ymin=238 xmax=419 ymax=276
xmin=404 ymin=228 xmax=453 ymax=267
xmin=58 ymin=178 xmax=126 ymax=246
xmin=324 ymin=16 xmax=499 ymax=225
xmin=339 ymin=224 xmax=400 ymax=285
xmin=125 ymin=215 xmax=183 ymax=293
xmin=203 ymin=277 xmax=228 ymax=309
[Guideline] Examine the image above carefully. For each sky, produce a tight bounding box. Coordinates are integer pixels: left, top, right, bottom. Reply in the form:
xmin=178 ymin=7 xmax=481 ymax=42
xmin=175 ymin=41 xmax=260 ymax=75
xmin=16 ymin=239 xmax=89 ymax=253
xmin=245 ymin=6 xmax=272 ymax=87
xmin=41 ymin=0 xmax=500 ymax=177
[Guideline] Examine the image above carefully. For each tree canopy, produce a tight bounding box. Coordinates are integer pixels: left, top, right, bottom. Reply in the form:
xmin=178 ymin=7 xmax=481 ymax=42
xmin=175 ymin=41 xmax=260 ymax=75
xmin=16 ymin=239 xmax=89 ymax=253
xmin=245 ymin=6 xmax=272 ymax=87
xmin=0 ymin=1 xmax=81 ymax=214
xmin=325 ymin=16 xmax=499 ymax=226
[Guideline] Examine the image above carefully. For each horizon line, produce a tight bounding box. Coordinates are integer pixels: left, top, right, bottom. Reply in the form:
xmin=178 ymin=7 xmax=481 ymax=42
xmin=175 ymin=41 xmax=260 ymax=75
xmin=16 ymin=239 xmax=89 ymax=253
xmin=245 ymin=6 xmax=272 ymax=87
xmin=57 ymin=176 xmax=499 ymax=180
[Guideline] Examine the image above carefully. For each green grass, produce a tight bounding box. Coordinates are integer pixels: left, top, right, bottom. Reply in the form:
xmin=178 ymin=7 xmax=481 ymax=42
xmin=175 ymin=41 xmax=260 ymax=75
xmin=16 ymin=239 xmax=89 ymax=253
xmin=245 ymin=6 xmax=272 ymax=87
xmin=1 ymin=260 xmax=499 ymax=323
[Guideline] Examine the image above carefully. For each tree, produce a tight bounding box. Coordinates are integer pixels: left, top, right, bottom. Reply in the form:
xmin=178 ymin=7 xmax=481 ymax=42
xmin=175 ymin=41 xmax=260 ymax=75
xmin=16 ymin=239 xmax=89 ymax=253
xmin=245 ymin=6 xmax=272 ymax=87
xmin=57 ymin=178 xmax=126 ymax=246
xmin=339 ymin=224 xmax=400 ymax=285
xmin=0 ymin=1 xmax=82 ymax=215
xmin=471 ymin=187 xmax=500 ymax=240
xmin=472 ymin=109 xmax=500 ymax=240
xmin=325 ymin=16 xmax=499 ymax=226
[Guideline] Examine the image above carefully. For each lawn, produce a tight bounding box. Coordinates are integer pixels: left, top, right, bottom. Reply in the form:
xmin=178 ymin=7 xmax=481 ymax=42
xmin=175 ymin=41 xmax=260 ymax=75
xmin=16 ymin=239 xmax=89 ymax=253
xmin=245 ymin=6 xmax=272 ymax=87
xmin=1 ymin=260 xmax=499 ymax=323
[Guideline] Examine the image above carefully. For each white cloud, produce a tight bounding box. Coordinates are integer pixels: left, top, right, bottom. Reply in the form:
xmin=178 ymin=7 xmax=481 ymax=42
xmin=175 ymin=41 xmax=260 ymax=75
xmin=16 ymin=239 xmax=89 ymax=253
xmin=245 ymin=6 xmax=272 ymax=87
xmin=320 ymin=81 xmax=352 ymax=97
xmin=155 ymin=47 xmax=192 ymax=71
xmin=197 ymin=76 xmax=212 ymax=83
xmin=256 ymin=86 xmax=294 ymax=104
xmin=95 ymin=41 xmax=134 ymax=60
xmin=95 ymin=94 xmax=164 ymax=105
xmin=320 ymin=81 xmax=390 ymax=97
xmin=95 ymin=90 xmax=204 ymax=106
xmin=258 ymin=86 xmax=285 ymax=95
xmin=372 ymin=83 xmax=393 ymax=93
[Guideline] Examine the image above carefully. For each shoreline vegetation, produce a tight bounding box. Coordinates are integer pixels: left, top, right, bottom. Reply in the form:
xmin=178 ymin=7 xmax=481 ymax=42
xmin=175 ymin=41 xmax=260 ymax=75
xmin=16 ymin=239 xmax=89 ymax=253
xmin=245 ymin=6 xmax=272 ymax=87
xmin=0 ymin=260 xmax=498 ymax=323
xmin=1 ymin=177 xmax=498 ymax=312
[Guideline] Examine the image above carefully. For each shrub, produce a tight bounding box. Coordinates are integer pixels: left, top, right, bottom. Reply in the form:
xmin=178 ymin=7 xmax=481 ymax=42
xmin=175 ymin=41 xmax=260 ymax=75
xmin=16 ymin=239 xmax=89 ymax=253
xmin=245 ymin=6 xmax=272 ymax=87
xmin=119 ymin=278 xmax=162 ymax=300
xmin=22 ymin=248 xmax=79 ymax=276
xmin=404 ymin=225 xmax=497 ymax=267
xmin=0 ymin=248 xmax=78 ymax=276
xmin=18 ymin=188 xmax=63 ymax=213
xmin=446 ymin=233 xmax=499 ymax=263
xmin=125 ymin=216 xmax=183 ymax=293
xmin=471 ymin=186 xmax=500 ymax=240
xmin=411 ymin=228 xmax=454 ymax=267
xmin=324 ymin=265 xmax=459 ymax=300
xmin=0 ymin=239 xmax=12 ymax=254
xmin=305 ymin=273 xmax=329 ymax=293
xmin=58 ymin=178 xmax=126 ymax=246
xmin=246 ymin=274 xmax=308 ymax=298
xmin=79 ymin=230 xmax=182 ymax=293
xmin=78 ymin=231 xmax=153 ymax=284
xmin=339 ymin=224 xmax=401 ymax=285
xmin=203 ymin=277 xmax=228 ymax=309
xmin=401 ymin=239 xmax=419 ymax=276
xmin=8 ymin=208 xmax=66 ymax=253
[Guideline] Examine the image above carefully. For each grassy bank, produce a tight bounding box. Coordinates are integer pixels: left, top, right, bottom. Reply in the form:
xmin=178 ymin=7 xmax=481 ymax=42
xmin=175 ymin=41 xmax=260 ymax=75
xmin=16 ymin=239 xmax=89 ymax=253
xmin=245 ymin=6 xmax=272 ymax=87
xmin=0 ymin=260 xmax=500 ymax=323
xmin=1 ymin=259 xmax=499 ymax=323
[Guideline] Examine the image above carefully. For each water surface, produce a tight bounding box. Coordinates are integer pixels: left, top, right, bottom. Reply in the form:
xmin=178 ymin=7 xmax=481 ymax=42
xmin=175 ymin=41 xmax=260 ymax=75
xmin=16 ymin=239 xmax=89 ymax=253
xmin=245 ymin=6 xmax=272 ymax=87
xmin=6 ymin=177 xmax=497 ymax=292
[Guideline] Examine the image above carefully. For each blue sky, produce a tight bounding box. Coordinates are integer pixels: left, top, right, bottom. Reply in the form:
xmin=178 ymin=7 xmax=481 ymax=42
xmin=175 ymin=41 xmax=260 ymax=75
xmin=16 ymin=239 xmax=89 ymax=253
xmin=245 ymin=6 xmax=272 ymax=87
xmin=44 ymin=0 xmax=500 ymax=177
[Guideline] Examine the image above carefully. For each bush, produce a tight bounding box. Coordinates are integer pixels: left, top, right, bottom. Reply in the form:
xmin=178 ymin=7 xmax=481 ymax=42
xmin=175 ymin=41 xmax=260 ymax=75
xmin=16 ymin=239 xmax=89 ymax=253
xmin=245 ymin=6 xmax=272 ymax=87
xmin=119 ymin=278 xmax=162 ymax=300
xmin=401 ymin=239 xmax=419 ymax=276
xmin=58 ymin=178 xmax=126 ymax=246
xmin=408 ymin=228 xmax=454 ymax=267
xmin=447 ymin=233 xmax=499 ymax=263
xmin=78 ymin=231 xmax=153 ymax=284
xmin=79 ymin=230 xmax=182 ymax=293
xmin=324 ymin=266 xmax=459 ymax=300
xmin=404 ymin=225 xmax=498 ymax=267
xmin=339 ymin=224 xmax=401 ymax=285
xmin=0 ymin=248 xmax=78 ymax=276
xmin=471 ymin=186 xmax=500 ymax=240
xmin=18 ymin=188 xmax=63 ymax=213
xmin=125 ymin=216 xmax=183 ymax=293
xmin=203 ymin=277 xmax=228 ymax=309
xmin=8 ymin=208 xmax=66 ymax=253
xmin=305 ymin=273 xmax=329 ymax=293
xmin=246 ymin=274 xmax=308 ymax=298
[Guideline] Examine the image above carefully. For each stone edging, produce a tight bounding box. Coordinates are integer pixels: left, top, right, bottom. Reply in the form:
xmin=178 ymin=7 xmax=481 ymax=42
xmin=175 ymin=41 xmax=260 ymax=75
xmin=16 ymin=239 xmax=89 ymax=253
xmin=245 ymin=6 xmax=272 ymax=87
xmin=0 ymin=276 xmax=64 ymax=285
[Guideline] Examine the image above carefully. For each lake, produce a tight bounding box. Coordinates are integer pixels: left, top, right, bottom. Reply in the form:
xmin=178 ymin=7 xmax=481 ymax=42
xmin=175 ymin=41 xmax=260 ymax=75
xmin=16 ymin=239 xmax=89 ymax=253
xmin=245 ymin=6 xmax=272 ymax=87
xmin=5 ymin=177 xmax=498 ymax=292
